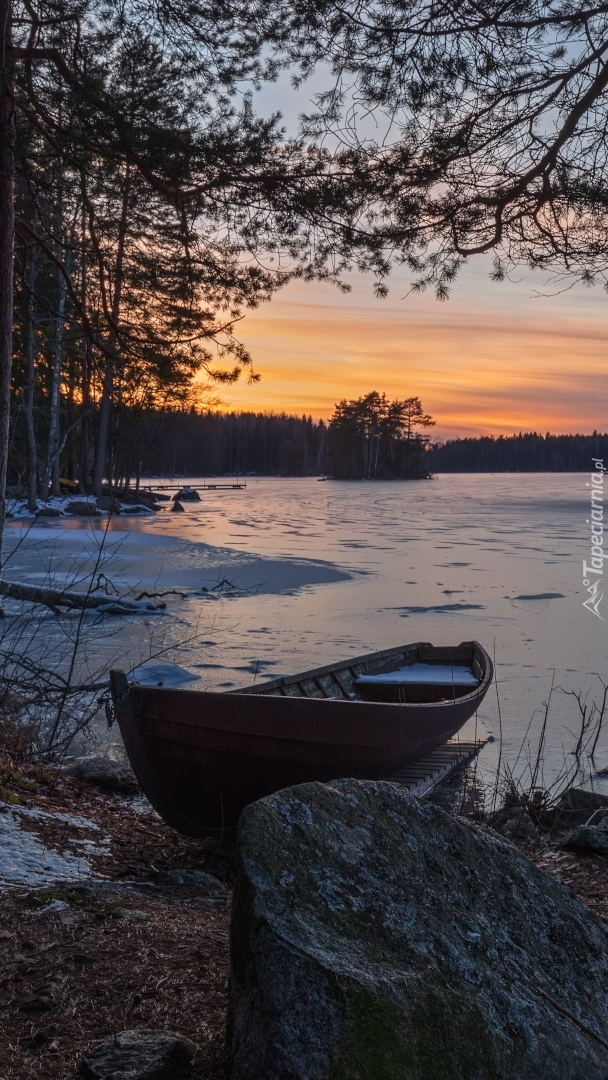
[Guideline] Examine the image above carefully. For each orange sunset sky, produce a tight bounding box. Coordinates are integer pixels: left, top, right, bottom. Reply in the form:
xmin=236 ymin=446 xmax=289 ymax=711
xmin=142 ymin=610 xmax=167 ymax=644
xmin=206 ymin=77 xmax=608 ymax=441
xmin=215 ymin=255 xmax=608 ymax=441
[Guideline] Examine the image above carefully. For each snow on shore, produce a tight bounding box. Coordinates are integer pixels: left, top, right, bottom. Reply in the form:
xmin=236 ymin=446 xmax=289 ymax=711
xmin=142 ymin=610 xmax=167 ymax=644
xmin=0 ymin=804 xmax=95 ymax=889
xmin=6 ymin=493 xmax=155 ymax=519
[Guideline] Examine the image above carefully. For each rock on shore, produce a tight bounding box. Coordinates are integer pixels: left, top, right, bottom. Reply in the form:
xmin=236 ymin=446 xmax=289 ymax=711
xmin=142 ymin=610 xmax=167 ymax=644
xmin=230 ymin=779 xmax=608 ymax=1080
xmin=80 ymin=1029 xmax=196 ymax=1079
xmin=62 ymin=756 xmax=139 ymax=794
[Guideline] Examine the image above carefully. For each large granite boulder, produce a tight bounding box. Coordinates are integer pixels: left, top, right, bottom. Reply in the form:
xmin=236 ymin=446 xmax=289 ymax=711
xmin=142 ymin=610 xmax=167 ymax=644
xmin=230 ymin=779 xmax=608 ymax=1080
xmin=119 ymin=490 xmax=156 ymax=508
xmin=35 ymin=505 xmax=62 ymax=517
xmin=96 ymin=495 xmax=123 ymax=513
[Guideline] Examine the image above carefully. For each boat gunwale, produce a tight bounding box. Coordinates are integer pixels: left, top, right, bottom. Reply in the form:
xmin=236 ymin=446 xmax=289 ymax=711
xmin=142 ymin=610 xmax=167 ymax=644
xmin=231 ymin=640 xmax=430 ymax=696
xmin=230 ymin=638 xmax=491 ymax=706
xmin=122 ymin=639 xmax=492 ymax=713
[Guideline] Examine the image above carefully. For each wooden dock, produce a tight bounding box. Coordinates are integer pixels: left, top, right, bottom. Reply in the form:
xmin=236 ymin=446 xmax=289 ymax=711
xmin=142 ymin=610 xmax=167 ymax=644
xmin=382 ymin=738 xmax=486 ymax=798
xmin=199 ymin=483 xmax=246 ymax=490
xmin=142 ymin=482 xmax=246 ymax=493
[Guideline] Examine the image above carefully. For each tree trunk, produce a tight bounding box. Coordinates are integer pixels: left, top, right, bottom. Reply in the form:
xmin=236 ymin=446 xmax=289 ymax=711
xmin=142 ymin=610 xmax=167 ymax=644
xmin=65 ymin=354 xmax=75 ymax=481
xmin=51 ymin=449 xmax=60 ymax=494
xmin=0 ymin=0 xmax=15 ymax=552
xmin=90 ymin=360 xmax=113 ymax=495
xmin=135 ymin=415 xmax=147 ymax=491
xmin=0 ymin=577 xmax=166 ymax=613
xmin=23 ymin=247 xmax=39 ymax=511
xmin=41 ymin=258 xmax=69 ymax=497
xmin=79 ymin=346 xmax=91 ymax=493
xmin=90 ymin=168 xmax=130 ymax=497
xmin=79 ymin=203 xmax=91 ymax=494
xmin=123 ymin=446 xmax=133 ymax=491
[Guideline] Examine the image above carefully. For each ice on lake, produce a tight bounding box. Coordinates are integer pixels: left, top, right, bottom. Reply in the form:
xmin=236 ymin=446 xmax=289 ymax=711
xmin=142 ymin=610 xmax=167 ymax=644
xmin=3 ymin=473 xmax=606 ymax=786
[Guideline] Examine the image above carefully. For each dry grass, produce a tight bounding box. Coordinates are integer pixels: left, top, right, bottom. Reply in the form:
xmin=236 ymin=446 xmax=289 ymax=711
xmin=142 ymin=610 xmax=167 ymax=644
xmin=515 ymin=838 xmax=608 ymax=924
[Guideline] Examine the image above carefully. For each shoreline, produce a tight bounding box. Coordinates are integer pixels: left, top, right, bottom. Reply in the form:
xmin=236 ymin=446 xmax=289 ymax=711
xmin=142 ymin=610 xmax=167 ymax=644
xmin=1 ymin=762 xmax=608 ymax=1078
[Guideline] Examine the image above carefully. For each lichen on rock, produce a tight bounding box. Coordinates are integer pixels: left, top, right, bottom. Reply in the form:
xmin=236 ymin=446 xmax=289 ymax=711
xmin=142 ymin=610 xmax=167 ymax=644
xmin=229 ymin=779 xmax=608 ymax=1080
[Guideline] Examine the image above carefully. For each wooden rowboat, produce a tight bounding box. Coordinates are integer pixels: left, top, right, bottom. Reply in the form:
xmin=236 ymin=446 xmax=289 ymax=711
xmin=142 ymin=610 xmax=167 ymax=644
xmin=109 ymin=639 xmax=492 ymax=837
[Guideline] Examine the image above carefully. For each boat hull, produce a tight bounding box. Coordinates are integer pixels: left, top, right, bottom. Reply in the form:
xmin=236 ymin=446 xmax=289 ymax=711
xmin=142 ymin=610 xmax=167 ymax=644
xmin=112 ymin=640 xmax=492 ymax=837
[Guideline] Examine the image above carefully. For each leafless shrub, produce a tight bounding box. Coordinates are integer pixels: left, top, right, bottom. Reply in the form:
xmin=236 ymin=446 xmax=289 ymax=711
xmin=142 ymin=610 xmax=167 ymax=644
xmin=0 ymin=525 xmax=217 ymax=757
xmin=0 ymin=696 xmax=39 ymax=767
xmin=481 ymin=673 xmax=608 ymax=830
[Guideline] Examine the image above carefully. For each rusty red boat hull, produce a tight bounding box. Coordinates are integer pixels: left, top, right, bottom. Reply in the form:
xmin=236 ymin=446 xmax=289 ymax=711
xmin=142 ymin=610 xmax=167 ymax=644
xmin=110 ymin=639 xmax=492 ymax=837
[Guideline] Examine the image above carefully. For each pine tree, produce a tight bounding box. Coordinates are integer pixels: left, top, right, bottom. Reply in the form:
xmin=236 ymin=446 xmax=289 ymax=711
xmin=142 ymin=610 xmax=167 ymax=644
xmin=327 ymin=392 xmax=434 ymax=479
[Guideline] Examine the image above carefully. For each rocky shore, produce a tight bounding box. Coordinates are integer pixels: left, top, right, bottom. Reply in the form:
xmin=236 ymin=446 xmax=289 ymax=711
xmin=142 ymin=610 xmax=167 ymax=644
xmin=2 ymin=760 xmax=608 ymax=1079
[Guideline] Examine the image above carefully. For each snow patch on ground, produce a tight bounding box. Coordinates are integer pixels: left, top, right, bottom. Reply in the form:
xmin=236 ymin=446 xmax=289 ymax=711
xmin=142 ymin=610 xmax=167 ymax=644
xmin=6 ymin=494 xmax=154 ymax=519
xmin=68 ymin=837 xmax=112 ymax=857
xmin=0 ymin=805 xmax=92 ymax=889
xmin=15 ymin=805 xmax=101 ymax=830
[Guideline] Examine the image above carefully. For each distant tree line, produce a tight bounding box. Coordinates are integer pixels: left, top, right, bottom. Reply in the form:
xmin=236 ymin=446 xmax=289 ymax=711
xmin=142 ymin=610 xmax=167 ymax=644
xmin=135 ymin=410 xmax=327 ymax=479
xmin=102 ymin=414 xmax=608 ymax=483
xmin=427 ymin=433 xmax=608 ymax=473
xmin=129 ymin=392 xmax=435 ymax=481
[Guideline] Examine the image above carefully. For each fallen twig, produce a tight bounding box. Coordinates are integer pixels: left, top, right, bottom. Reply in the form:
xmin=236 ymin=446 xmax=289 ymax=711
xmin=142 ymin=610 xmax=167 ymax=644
xmin=0 ymin=580 xmax=166 ymax=615
xmin=211 ymin=578 xmax=237 ymax=591
xmin=536 ymin=987 xmax=608 ymax=1054
xmin=135 ymin=590 xmax=186 ymax=601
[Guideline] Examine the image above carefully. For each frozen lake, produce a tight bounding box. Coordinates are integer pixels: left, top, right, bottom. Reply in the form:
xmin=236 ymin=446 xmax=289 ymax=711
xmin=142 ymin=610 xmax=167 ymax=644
xmin=5 ymin=473 xmax=607 ymax=788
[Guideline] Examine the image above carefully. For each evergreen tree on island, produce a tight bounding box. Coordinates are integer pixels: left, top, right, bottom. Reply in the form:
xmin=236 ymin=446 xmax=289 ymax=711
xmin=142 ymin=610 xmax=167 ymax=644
xmin=327 ymin=392 xmax=434 ymax=479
